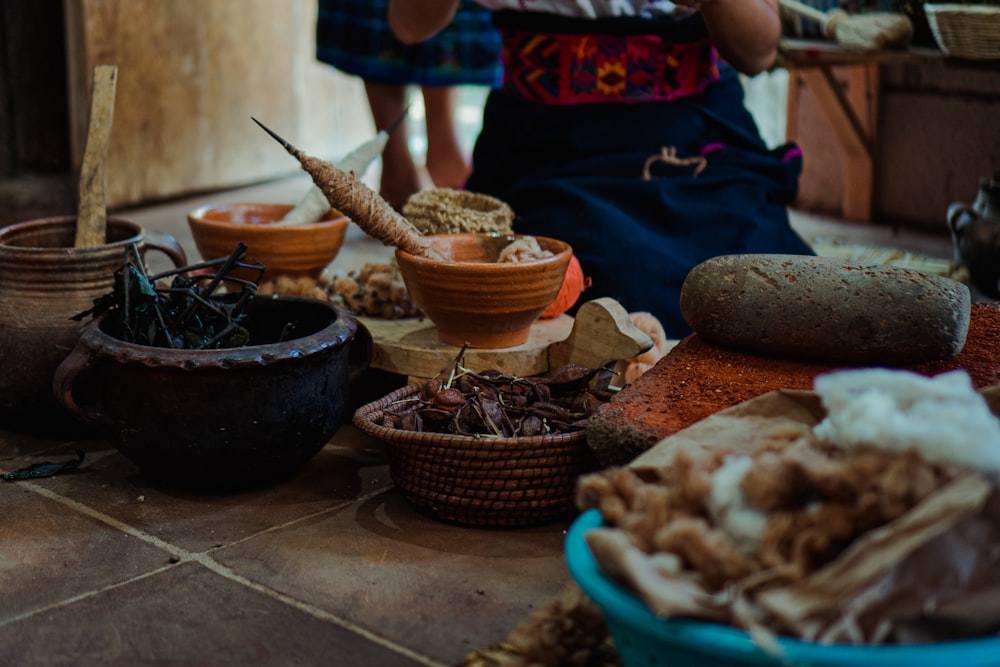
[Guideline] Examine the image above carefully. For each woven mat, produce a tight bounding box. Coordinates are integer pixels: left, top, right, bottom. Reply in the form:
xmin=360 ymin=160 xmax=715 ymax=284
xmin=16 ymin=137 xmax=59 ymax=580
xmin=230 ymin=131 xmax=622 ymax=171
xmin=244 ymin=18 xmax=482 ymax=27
xmin=807 ymin=237 xmax=968 ymax=282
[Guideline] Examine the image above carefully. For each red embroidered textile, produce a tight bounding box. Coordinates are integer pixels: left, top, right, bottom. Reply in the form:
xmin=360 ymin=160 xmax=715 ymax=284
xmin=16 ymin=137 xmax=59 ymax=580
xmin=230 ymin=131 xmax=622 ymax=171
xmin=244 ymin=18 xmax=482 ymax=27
xmin=500 ymin=29 xmax=720 ymax=105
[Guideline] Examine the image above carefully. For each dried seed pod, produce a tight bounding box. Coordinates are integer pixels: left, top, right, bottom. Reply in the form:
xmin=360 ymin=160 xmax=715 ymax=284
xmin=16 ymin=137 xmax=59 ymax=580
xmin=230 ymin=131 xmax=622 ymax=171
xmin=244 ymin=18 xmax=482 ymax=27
xmin=400 ymin=411 xmax=421 ymax=432
xmin=456 ymin=375 xmax=477 ymax=394
xmin=545 ymin=364 xmax=600 ymax=388
xmin=458 ymin=401 xmax=487 ymax=433
xmin=533 ymin=382 xmax=552 ymax=404
xmin=432 ymin=387 xmax=466 ymax=410
xmin=480 ymin=397 xmax=508 ymax=436
xmin=420 ymin=379 xmax=444 ymax=401
xmin=507 ymin=393 xmax=529 ymax=410
xmin=418 ymin=407 xmax=455 ymax=424
xmin=529 ymin=401 xmax=575 ymax=422
xmin=520 ymin=415 xmax=543 ymax=437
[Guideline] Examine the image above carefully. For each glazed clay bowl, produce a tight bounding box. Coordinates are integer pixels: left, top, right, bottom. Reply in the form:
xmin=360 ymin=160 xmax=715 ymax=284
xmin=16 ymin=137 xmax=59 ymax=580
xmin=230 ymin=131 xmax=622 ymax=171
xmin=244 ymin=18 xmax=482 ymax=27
xmin=52 ymin=295 xmax=371 ymax=490
xmin=395 ymin=233 xmax=572 ymax=348
xmin=0 ymin=216 xmax=186 ymax=433
xmin=187 ymin=203 xmax=349 ymax=280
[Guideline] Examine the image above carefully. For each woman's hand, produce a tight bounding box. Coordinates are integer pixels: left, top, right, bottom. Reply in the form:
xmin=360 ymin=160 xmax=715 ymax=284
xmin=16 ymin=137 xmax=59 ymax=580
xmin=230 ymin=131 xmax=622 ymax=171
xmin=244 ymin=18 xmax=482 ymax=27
xmin=674 ymin=0 xmax=782 ymax=76
xmin=388 ymin=0 xmax=460 ymax=44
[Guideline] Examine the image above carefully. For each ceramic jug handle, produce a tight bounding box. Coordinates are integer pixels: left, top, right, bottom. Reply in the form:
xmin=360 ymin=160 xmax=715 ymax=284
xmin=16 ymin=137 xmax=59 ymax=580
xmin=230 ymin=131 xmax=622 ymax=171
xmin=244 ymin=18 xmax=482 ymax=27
xmin=52 ymin=340 xmax=104 ymax=424
xmin=947 ymin=202 xmax=976 ymax=236
xmin=141 ymin=231 xmax=187 ymax=268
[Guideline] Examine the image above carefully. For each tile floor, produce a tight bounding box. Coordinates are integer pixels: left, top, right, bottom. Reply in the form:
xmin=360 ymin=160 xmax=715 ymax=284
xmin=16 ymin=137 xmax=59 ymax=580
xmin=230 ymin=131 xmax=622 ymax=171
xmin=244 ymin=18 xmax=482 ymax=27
xmin=0 ymin=155 xmax=963 ymax=666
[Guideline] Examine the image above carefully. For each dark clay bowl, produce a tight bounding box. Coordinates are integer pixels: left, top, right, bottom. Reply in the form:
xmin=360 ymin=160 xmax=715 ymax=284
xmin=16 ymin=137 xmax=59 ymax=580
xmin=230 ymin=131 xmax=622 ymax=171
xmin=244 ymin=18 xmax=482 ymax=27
xmin=52 ymin=295 xmax=370 ymax=490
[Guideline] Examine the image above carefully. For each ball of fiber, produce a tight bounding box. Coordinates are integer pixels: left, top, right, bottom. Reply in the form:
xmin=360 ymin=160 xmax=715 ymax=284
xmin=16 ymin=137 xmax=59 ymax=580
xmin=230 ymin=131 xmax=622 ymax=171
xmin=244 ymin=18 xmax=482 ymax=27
xmin=541 ymin=254 xmax=589 ymax=319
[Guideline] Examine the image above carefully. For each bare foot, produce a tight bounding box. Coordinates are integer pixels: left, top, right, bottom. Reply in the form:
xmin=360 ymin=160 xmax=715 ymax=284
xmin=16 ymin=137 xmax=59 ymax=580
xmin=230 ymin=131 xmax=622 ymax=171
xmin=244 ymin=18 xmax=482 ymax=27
xmin=379 ymin=163 xmax=434 ymax=211
xmin=379 ymin=172 xmax=422 ymax=211
xmin=425 ymin=152 xmax=471 ymax=191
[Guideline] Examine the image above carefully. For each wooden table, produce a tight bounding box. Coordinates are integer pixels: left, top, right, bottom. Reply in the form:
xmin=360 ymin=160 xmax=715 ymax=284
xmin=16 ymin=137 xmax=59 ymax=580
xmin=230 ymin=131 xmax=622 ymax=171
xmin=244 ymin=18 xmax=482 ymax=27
xmin=779 ymin=38 xmax=963 ymax=222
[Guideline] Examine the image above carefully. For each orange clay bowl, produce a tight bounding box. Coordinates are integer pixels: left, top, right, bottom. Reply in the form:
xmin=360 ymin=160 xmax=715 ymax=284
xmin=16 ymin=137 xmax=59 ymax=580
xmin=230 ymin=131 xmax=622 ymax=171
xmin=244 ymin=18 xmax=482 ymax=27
xmin=187 ymin=203 xmax=349 ymax=280
xmin=395 ymin=233 xmax=572 ymax=349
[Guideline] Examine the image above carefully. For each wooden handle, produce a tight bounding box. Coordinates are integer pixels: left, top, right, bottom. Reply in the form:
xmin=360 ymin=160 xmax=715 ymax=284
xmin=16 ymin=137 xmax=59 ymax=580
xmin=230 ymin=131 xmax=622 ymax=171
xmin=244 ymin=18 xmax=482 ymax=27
xmin=74 ymin=64 xmax=118 ymax=248
xmin=777 ymin=0 xmax=831 ymax=26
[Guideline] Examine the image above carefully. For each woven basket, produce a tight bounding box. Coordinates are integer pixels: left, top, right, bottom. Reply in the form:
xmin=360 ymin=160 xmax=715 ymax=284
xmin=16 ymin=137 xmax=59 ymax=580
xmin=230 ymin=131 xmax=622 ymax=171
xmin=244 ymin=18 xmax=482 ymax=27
xmin=353 ymin=383 xmax=601 ymax=528
xmin=925 ymin=4 xmax=1000 ymax=59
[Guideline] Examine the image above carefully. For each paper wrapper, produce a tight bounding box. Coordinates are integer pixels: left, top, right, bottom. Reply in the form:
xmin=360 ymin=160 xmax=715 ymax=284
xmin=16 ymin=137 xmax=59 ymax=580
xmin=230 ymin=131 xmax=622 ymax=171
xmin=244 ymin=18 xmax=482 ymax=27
xmin=584 ymin=386 xmax=1000 ymax=646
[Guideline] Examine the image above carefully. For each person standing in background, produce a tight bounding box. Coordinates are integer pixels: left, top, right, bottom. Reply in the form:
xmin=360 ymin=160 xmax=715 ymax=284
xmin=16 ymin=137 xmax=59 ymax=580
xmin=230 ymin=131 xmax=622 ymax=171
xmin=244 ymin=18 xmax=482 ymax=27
xmin=388 ymin=0 xmax=816 ymax=337
xmin=316 ymin=0 xmax=502 ymax=210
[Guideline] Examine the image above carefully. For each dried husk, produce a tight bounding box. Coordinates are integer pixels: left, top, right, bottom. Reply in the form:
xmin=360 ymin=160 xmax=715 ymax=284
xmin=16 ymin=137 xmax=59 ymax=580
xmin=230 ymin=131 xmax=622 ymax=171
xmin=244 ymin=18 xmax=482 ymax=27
xmin=582 ymin=386 xmax=1000 ymax=647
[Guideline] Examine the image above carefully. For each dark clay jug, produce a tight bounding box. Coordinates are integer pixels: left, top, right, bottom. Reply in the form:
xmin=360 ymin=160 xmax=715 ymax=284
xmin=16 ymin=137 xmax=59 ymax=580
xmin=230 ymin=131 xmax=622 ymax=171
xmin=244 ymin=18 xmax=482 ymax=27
xmin=948 ymin=171 xmax=1000 ymax=299
xmin=52 ymin=296 xmax=371 ymax=490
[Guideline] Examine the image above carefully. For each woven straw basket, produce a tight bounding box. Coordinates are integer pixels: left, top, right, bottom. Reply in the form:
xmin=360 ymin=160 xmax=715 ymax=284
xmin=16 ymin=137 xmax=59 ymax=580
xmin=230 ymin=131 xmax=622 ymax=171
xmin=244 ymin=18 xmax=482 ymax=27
xmin=925 ymin=4 xmax=1000 ymax=59
xmin=353 ymin=383 xmax=600 ymax=528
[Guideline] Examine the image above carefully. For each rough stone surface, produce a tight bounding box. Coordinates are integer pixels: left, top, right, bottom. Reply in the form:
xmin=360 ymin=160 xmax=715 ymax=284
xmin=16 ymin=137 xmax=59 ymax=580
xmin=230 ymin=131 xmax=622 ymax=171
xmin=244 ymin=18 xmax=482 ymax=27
xmin=679 ymin=254 xmax=971 ymax=364
xmin=587 ymin=302 xmax=1000 ymax=468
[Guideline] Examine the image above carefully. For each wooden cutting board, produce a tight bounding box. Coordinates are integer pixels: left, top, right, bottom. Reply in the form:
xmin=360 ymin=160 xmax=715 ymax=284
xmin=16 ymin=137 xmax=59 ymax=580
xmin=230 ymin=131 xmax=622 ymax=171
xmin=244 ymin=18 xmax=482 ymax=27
xmin=360 ymin=298 xmax=655 ymax=381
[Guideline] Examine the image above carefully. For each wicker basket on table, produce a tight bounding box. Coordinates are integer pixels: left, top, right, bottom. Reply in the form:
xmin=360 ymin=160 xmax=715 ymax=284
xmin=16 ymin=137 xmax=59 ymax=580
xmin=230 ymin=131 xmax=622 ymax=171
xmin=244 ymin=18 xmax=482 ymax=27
xmin=925 ymin=3 xmax=1000 ymax=59
xmin=353 ymin=382 xmax=601 ymax=528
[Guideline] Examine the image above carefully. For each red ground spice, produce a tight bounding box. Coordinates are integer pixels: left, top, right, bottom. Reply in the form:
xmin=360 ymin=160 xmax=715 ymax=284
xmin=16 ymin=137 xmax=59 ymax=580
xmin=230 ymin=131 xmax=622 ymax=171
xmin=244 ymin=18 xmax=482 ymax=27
xmin=589 ymin=303 xmax=1000 ymax=458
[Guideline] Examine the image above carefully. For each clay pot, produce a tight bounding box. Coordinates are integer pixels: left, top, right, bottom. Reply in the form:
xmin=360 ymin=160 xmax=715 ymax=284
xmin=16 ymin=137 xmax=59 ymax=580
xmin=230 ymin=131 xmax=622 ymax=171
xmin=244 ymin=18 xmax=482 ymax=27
xmin=948 ymin=171 xmax=1000 ymax=299
xmin=187 ymin=203 xmax=349 ymax=281
xmin=0 ymin=216 xmax=186 ymax=432
xmin=395 ymin=233 xmax=572 ymax=348
xmin=52 ymin=295 xmax=371 ymax=490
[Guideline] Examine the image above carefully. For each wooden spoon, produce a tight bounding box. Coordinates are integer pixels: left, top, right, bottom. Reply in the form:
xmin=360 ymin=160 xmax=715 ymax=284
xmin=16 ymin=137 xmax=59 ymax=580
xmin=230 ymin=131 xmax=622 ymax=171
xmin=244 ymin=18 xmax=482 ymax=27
xmin=74 ymin=64 xmax=118 ymax=248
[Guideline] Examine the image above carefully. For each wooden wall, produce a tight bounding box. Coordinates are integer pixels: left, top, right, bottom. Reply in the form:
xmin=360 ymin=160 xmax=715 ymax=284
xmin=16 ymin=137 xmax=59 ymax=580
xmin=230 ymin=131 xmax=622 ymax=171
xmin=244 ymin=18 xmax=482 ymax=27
xmin=63 ymin=0 xmax=371 ymax=209
xmin=0 ymin=0 xmax=75 ymax=225
xmin=790 ymin=61 xmax=1000 ymax=233
xmin=0 ymin=0 xmax=370 ymax=224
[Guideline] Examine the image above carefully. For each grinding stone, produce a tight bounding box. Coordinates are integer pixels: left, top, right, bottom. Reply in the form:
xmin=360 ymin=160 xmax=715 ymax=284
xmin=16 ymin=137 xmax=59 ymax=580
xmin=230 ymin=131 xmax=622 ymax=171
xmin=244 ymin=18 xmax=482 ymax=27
xmin=679 ymin=254 xmax=971 ymax=364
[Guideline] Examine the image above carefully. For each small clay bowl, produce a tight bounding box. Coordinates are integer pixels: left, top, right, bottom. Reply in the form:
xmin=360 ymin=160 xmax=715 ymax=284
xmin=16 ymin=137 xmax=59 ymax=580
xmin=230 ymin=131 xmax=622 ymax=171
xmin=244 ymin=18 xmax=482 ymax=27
xmin=187 ymin=203 xmax=349 ymax=280
xmin=395 ymin=233 xmax=572 ymax=349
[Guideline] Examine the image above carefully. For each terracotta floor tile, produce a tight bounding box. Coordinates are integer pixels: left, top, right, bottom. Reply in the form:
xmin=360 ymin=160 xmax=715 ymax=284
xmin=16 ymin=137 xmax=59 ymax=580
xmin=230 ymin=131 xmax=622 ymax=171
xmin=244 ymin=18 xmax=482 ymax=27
xmin=213 ymin=488 xmax=575 ymax=665
xmin=0 ymin=561 xmax=429 ymax=667
xmin=30 ymin=427 xmax=395 ymax=553
xmin=0 ymin=482 xmax=173 ymax=623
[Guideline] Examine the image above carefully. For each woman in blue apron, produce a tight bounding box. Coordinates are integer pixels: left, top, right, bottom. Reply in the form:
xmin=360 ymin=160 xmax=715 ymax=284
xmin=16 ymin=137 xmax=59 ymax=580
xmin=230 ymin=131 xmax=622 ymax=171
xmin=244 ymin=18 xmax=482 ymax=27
xmin=389 ymin=1 xmax=814 ymax=337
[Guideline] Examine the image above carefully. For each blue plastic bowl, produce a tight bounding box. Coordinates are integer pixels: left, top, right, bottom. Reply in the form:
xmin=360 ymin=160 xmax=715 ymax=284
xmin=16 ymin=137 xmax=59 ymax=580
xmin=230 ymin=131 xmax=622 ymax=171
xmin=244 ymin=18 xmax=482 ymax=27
xmin=566 ymin=509 xmax=1000 ymax=667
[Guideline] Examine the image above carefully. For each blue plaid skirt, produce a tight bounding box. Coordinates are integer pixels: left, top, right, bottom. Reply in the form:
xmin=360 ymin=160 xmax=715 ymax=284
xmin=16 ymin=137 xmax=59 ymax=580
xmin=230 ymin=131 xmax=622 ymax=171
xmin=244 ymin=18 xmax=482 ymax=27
xmin=315 ymin=0 xmax=502 ymax=87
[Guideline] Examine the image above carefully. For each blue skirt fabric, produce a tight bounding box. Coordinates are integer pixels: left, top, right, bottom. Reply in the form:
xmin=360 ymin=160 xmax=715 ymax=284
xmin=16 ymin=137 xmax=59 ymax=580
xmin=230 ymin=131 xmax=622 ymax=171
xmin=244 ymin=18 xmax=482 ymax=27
xmin=465 ymin=13 xmax=815 ymax=338
xmin=315 ymin=0 xmax=502 ymax=87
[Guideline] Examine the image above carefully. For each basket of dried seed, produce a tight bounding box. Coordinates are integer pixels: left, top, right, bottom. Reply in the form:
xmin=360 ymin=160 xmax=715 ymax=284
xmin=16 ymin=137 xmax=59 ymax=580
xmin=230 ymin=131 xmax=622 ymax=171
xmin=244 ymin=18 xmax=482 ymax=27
xmin=352 ymin=356 xmax=608 ymax=527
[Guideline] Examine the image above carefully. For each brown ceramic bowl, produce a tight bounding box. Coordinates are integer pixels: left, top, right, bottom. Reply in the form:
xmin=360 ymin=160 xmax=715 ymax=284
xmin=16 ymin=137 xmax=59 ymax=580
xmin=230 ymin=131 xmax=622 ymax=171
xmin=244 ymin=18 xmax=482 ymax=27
xmin=395 ymin=233 xmax=572 ymax=349
xmin=187 ymin=203 xmax=349 ymax=280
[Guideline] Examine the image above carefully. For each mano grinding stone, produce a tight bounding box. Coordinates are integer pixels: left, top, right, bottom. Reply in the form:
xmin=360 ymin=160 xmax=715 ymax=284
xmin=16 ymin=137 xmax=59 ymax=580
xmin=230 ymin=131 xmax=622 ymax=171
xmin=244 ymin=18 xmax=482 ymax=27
xmin=679 ymin=254 xmax=972 ymax=364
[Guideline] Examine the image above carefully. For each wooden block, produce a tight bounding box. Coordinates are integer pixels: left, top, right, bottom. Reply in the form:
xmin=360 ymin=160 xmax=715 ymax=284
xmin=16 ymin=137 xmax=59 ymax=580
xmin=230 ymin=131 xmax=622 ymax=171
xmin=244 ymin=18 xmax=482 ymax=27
xmin=360 ymin=298 xmax=654 ymax=381
xmin=361 ymin=315 xmax=574 ymax=380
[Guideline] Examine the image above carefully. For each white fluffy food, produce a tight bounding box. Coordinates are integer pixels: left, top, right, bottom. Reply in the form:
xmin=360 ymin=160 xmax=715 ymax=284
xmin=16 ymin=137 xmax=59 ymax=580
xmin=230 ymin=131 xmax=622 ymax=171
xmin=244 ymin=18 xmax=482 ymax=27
xmin=813 ymin=369 xmax=1000 ymax=472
